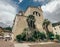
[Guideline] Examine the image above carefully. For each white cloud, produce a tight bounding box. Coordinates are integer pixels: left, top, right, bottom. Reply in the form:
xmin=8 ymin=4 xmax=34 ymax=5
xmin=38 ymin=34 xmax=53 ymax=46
xmin=33 ymin=0 xmax=44 ymax=2
xmin=0 ymin=0 xmax=17 ymax=26
xmin=18 ymin=0 xmax=23 ymax=3
xmin=41 ymin=0 xmax=60 ymax=23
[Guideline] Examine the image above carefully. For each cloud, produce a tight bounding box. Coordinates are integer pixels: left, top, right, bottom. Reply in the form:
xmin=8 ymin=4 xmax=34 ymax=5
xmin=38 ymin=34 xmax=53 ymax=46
xmin=41 ymin=0 xmax=60 ymax=23
xmin=0 ymin=0 xmax=17 ymax=26
xmin=33 ymin=0 xmax=44 ymax=2
xmin=18 ymin=0 xmax=23 ymax=3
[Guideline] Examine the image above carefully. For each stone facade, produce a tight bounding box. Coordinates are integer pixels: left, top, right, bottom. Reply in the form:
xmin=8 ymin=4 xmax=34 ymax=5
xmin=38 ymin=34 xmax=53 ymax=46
xmin=12 ymin=6 xmax=53 ymax=40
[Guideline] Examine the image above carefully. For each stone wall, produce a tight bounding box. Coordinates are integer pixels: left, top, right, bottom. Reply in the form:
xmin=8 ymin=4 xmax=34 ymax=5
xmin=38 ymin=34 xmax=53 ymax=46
xmin=12 ymin=15 xmax=28 ymax=40
xmin=25 ymin=6 xmax=44 ymax=32
xmin=12 ymin=6 xmax=47 ymax=40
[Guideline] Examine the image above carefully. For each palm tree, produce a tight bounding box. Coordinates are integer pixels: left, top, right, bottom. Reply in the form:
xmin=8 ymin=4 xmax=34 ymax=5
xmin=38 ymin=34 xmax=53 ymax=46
xmin=26 ymin=15 xmax=36 ymax=29
xmin=42 ymin=19 xmax=51 ymax=39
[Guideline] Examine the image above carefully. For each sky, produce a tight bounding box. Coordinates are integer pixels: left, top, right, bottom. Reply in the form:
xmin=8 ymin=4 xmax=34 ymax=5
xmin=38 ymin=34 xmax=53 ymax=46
xmin=0 ymin=0 xmax=60 ymax=27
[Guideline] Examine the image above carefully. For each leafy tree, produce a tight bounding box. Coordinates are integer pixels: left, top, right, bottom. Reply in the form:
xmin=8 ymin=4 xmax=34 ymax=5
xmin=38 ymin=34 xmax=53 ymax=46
xmin=42 ymin=19 xmax=51 ymax=39
xmin=4 ymin=26 xmax=12 ymax=31
xmin=26 ymin=15 xmax=36 ymax=29
xmin=43 ymin=19 xmax=51 ymax=32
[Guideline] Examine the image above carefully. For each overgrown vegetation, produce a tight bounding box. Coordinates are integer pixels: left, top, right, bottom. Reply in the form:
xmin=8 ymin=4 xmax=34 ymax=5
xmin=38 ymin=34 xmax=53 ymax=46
xmin=48 ymin=32 xmax=54 ymax=40
xmin=16 ymin=30 xmax=57 ymax=42
xmin=16 ymin=28 xmax=47 ymax=42
xmin=55 ymin=34 xmax=60 ymax=41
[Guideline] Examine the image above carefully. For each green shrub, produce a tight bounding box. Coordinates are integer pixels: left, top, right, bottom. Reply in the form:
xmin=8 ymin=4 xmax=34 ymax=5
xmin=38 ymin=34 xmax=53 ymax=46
xmin=55 ymin=35 xmax=60 ymax=40
xmin=40 ymin=32 xmax=46 ymax=40
xmin=16 ymin=33 xmax=26 ymax=42
xmin=16 ymin=31 xmax=56 ymax=42
xmin=48 ymin=32 xmax=54 ymax=40
xmin=16 ymin=28 xmax=47 ymax=42
xmin=4 ymin=26 xmax=12 ymax=31
xmin=32 ymin=31 xmax=46 ymax=40
xmin=16 ymin=34 xmax=22 ymax=42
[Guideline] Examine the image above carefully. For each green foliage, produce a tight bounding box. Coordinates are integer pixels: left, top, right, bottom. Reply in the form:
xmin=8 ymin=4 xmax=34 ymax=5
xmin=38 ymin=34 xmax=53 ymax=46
xmin=32 ymin=31 xmax=46 ymax=40
xmin=43 ymin=19 xmax=50 ymax=26
xmin=16 ymin=28 xmax=46 ymax=42
xmin=48 ymin=32 xmax=54 ymax=40
xmin=26 ymin=15 xmax=36 ymax=29
xmin=40 ymin=32 xmax=46 ymax=40
xmin=16 ymin=33 xmax=26 ymax=42
xmin=55 ymin=34 xmax=60 ymax=40
xmin=42 ymin=19 xmax=51 ymax=33
xmin=16 ymin=34 xmax=22 ymax=42
xmin=4 ymin=26 xmax=12 ymax=31
xmin=16 ymin=27 xmax=56 ymax=42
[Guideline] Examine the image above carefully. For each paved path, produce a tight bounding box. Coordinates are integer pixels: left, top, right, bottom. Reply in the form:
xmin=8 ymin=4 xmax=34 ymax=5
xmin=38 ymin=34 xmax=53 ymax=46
xmin=0 ymin=40 xmax=59 ymax=47
xmin=29 ymin=43 xmax=60 ymax=47
xmin=14 ymin=44 xmax=30 ymax=47
xmin=14 ymin=42 xmax=54 ymax=47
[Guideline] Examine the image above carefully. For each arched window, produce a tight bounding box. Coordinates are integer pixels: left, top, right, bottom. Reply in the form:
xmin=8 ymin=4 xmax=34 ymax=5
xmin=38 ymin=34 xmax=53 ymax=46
xmin=33 ymin=11 xmax=40 ymax=16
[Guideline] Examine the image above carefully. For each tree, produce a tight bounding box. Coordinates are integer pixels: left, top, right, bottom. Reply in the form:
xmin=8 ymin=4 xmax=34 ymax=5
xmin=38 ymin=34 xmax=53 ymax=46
xmin=26 ymin=15 xmax=36 ymax=29
xmin=42 ymin=19 xmax=51 ymax=39
xmin=4 ymin=26 xmax=12 ymax=31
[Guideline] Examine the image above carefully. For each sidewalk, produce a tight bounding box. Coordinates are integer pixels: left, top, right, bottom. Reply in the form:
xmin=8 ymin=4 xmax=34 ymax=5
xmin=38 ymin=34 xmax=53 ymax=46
xmin=14 ymin=42 xmax=54 ymax=47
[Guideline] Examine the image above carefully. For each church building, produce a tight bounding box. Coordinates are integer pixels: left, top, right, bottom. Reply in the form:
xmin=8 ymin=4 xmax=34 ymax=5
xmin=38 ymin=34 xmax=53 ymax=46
xmin=12 ymin=6 xmax=53 ymax=40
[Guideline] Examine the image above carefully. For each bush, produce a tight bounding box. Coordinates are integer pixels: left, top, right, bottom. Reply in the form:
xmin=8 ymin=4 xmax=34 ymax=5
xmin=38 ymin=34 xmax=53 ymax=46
xmin=40 ymin=32 xmax=46 ymax=40
xmin=16 ymin=33 xmax=26 ymax=42
xmin=16 ymin=34 xmax=22 ymax=42
xmin=32 ymin=31 xmax=46 ymax=40
xmin=16 ymin=29 xmax=46 ymax=42
xmin=55 ymin=35 xmax=60 ymax=40
xmin=48 ymin=32 xmax=54 ymax=40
